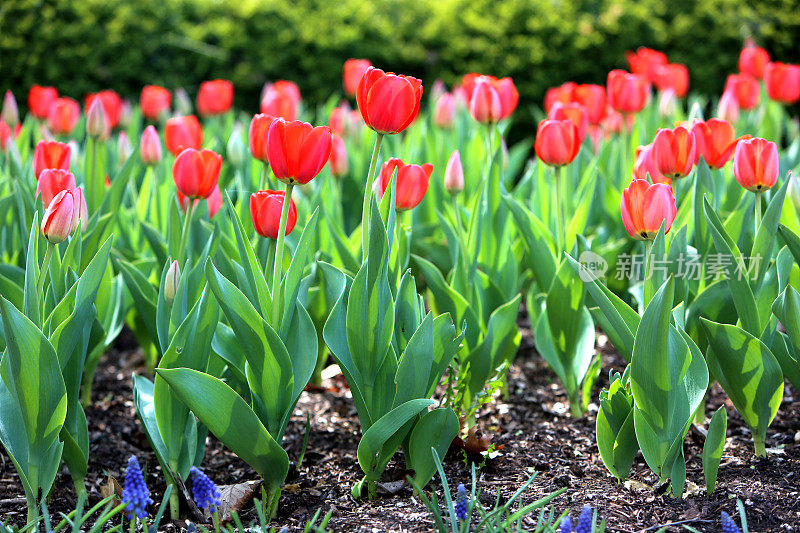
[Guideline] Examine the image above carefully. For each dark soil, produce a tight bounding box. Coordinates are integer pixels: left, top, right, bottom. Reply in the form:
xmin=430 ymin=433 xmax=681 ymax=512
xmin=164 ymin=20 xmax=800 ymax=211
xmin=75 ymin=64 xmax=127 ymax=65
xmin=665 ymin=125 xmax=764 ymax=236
xmin=2 ymin=322 xmax=799 ymax=532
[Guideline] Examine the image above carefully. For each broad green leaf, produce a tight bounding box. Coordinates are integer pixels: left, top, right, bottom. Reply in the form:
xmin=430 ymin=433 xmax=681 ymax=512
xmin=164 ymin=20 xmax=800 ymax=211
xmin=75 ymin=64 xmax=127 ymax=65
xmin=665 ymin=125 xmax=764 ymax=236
xmin=406 ymin=408 xmax=459 ymax=487
xmin=393 ymin=313 xmax=434 ymax=407
xmin=503 ymin=195 xmax=557 ymax=291
xmin=752 ymin=179 xmax=789 ymax=290
xmin=778 ymin=224 xmax=800 ymax=264
xmin=703 ymin=406 xmax=727 ymax=495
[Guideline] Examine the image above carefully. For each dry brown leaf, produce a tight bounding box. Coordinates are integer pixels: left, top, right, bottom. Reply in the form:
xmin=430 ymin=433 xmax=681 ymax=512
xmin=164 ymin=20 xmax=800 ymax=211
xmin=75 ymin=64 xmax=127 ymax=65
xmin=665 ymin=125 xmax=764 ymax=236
xmin=218 ymin=480 xmax=262 ymax=523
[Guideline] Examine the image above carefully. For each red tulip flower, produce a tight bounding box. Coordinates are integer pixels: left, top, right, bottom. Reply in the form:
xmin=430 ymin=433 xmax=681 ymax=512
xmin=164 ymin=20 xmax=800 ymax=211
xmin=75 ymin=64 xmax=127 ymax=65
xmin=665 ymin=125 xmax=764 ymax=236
xmin=357 ymin=67 xmax=422 ymax=135
xmin=378 ymin=158 xmax=433 ymax=211
xmin=625 ymin=47 xmax=668 ymax=82
xmin=652 ymin=126 xmax=696 ymax=179
xmin=544 ymin=82 xmax=577 ymax=114
xmin=172 ymin=148 xmax=222 ymax=199
xmin=734 ymin=137 xmax=779 ymax=192
xmin=0 ymin=122 xmax=11 ymax=152
xmin=329 ymin=105 xmax=348 ymax=136
xmin=621 ymin=179 xmax=677 ymax=240
xmin=468 ymin=78 xmax=502 ymax=123
xmin=250 ymin=189 xmax=297 ymax=238
xmin=343 ymin=59 xmax=372 ymax=98
xmin=764 ymin=62 xmax=800 ymax=104
xmin=329 ymin=134 xmax=348 ymax=177
xmin=534 ymin=119 xmax=581 ymax=167
xmin=36 ymin=168 xmax=76 ymax=207
xmin=249 ymin=113 xmax=275 ymax=162
xmin=33 ymin=140 xmax=71 ymax=179
xmin=165 ymin=115 xmax=203 ymax=156
xmin=267 ymin=119 xmax=332 ymax=185
xmin=85 ymin=90 xmax=122 ymax=129
xmin=633 ymin=144 xmax=669 ymax=185
xmin=739 ymin=41 xmax=770 ymax=79
xmin=607 ymin=70 xmax=650 ymax=114
xmin=463 ymin=73 xmax=518 ymax=122
xmin=573 ymin=84 xmax=607 ymax=125
xmin=691 ymin=119 xmax=750 ymax=169
xmin=548 ymin=102 xmax=589 ymax=142
xmin=260 ymin=81 xmax=301 ymax=121
xmin=724 ymin=74 xmax=760 ymax=110
xmin=197 ymin=79 xmax=234 ymax=116
xmin=140 ymin=125 xmax=163 ymax=166
xmin=178 ymin=184 xmax=222 ymax=219
xmin=653 ymin=63 xmax=689 ymax=98
xmin=434 ymin=92 xmax=456 ymax=129
xmin=28 ymin=85 xmax=59 ymax=119
xmin=41 ymin=189 xmax=76 ymax=244
xmin=46 ymin=97 xmax=80 ymax=135
xmin=140 ymin=85 xmax=172 ymax=121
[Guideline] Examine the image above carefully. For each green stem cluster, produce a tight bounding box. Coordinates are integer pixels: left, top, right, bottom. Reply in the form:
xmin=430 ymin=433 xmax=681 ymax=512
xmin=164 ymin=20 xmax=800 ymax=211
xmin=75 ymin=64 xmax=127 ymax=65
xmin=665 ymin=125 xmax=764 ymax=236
xmin=272 ymin=182 xmax=295 ymax=327
xmin=361 ymin=133 xmax=384 ymax=258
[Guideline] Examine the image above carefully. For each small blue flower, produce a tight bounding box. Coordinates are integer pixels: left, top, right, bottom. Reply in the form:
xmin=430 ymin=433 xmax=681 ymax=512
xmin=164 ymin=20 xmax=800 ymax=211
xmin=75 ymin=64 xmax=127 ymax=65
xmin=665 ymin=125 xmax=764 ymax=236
xmin=190 ymin=466 xmax=222 ymax=514
xmin=560 ymin=515 xmax=573 ymax=533
xmin=575 ymin=505 xmax=593 ymax=533
xmin=454 ymin=483 xmax=469 ymax=521
xmin=721 ymin=511 xmax=741 ymax=533
xmin=122 ymin=456 xmax=153 ymax=520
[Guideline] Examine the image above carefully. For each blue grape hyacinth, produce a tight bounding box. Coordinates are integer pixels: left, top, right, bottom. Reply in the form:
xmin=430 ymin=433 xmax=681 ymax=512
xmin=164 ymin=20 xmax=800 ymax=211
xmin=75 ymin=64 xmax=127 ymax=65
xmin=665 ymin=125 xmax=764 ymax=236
xmin=721 ymin=511 xmax=742 ymax=533
xmin=190 ymin=466 xmax=222 ymax=514
xmin=560 ymin=515 xmax=573 ymax=533
xmin=454 ymin=483 xmax=469 ymax=521
xmin=122 ymin=456 xmax=153 ymax=520
xmin=575 ymin=505 xmax=593 ymax=533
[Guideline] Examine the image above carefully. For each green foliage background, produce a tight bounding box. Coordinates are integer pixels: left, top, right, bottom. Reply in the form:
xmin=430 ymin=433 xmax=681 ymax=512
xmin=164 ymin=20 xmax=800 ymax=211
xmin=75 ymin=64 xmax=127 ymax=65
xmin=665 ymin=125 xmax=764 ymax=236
xmin=1 ymin=0 xmax=799 ymax=116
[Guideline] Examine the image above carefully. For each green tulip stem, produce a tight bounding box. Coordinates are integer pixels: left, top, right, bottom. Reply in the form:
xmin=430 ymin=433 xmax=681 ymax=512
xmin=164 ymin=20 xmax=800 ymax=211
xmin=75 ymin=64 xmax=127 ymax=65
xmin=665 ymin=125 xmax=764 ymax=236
xmin=554 ymin=165 xmax=565 ymax=251
xmin=754 ymin=434 xmax=766 ymax=457
xmin=177 ymin=198 xmax=196 ymax=266
xmin=452 ymin=195 xmax=469 ymax=273
xmin=36 ymin=243 xmax=54 ymax=301
xmin=261 ymin=163 xmax=271 ymax=190
xmin=272 ymin=182 xmax=295 ymax=328
xmin=621 ymin=114 xmax=629 ymax=188
xmin=754 ymin=190 xmax=762 ymax=240
xmin=361 ymin=133 xmax=384 ymax=259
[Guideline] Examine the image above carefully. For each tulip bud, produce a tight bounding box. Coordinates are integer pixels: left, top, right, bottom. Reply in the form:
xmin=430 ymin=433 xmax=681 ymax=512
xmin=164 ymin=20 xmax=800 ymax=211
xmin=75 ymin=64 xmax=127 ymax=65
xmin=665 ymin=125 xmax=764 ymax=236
xmin=434 ymin=93 xmax=455 ymax=129
xmin=36 ymin=168 xmax=76 ymax=207
xmin=41 ymin=189 xmax=76 ymax=244
xmin=2 ymin=91 xmax=19 ymax=127
xmin=658 ymin=88 xmax=677 ymax=117
xmin=140 ymin=125 xmax=162 ymax=166
xmin=788 ymin=172 xmax=800 ymax=211
xmin=71 ymin=186 xmax=88 ymax=233
xmin=118 ymin=99 xmax=132 ymax=129
xmin=226 ymin=122 xmax=247 ymax=168
xmin=175 ymin=87 xmax=193 ymax=115
xmin=164 ymin=260 xmax=180 ymax=305
xmin=717 ymin=90 xmax=740 ymax=124
xmin=86 ymin=97 xmax=107 ymax=138
xmin=444 ymin=150 xmax=464 ymax=195
xmin=117 ymin=131 xmax=133 ymax=165
xmin=329 ymin=134 xmax=348 ymax=177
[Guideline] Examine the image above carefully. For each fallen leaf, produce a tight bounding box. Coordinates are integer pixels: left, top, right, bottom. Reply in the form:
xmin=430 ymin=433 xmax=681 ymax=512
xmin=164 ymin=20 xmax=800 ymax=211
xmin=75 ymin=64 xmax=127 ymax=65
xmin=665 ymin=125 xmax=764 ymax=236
xmin=218 ymin=480 xmax=262 ymax=524
xmin=376 ymin=480 xmax=406 ymax=495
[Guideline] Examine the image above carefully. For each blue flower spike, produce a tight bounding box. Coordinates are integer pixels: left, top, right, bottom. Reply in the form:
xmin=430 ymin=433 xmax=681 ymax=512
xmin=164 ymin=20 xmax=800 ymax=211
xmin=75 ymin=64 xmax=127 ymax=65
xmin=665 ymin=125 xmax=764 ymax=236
xmin=575 ymin=505 xmax=594 ymax=533
xmin=721 ymin=511 xmax=742 ymax=533
xmin=454 ymin=483 xmax=469 ymax=521
xmin=190 ymin=466 xmax=223 ymax=514
xmin=122 ymin=456 xmax=153 ymax=521
xmin=560 ymin=514 xmax=573 ymax=533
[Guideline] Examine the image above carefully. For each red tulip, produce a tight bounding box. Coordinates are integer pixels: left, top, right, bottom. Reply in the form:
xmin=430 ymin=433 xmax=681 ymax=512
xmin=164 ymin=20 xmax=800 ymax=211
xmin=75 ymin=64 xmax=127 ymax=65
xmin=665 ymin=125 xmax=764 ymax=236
xmin=250 ymin=189 xmax=297 ymax=238
xmin=468 ymin=78 xmax=502 ymax=123
xmin=343 ymin=59 xmax=372 ymax=98
xmin=764 ymin=62 xmax=800 ymax=104
xmin=46 ymin=97 xmax=80 ymax=135
xmin=734 ymin=137 xmax=779 ymax=192
xmin=463 ymin=73 xmax=518 ymax=122
xmin=739 ymin=41 xmax=770 ymax=79
xmin=197 ymin=79 xmax=234 ymax=116
xmin=652 ymin=126 xmax=696 ymax=179
xmin=378 ymin=158 xmax=432 ymax=211
xmin=0 ymin=122 xmax=10 ymax=152
xmin=41 ymin=189 xmax=75 ymax=244
xmin=33 ymin=140 xmax=71 ymax=179
xmin=444 ymin=150 xmax=464 ymax=195
xmin=249 ymin=113 xmax=275 ymax=162
xmin=717 ymin=89 xmax=740 ymax=124
xmin=165 ymin=115 xmax=203 ymax=156
xmin=85 ymin=90 xmax=122 ymax=129
xmin=653 ymin=63 xmax=689 ymax=98
xmin=357 ymin=67 xmax=422 ymax=135
xmin=140 ymin=85 xmax=172 ymax=121
xmin=178 ymin=183 xmax=222 ymax=219
xmin=36 ymin=168 xmax=76 ymax=207
xmin=140 ymin=125 xmax=163 ymax=166
xmin=691 ymin=119 xmax=749 ymax=169
xmin=573 ymin=84 xmax=607 ymax=125
xmin=2 ymin=91 xmax=19 ymax=126
xmin=172 ymin=148 xmax=222 ymax=199
xmin=633 ymin=144 xmax=669 ymax=185
xmin=544 ymin=82 xmax=577 ymax=114
xmin=607 ymin=70 xmax=650 ymax=114
xmin=329 ymin=105 xmax=348 ymax=136
xmin=534 ymin=119 xmax=580 ymax=167
xmin=28 ymin=85 xmax=59 ymax=119
xmin=260 ymin=81 xmax=301 ymax=121
xmin=267 ymin=119 xmax=332 ymax=185
xmin=724 ymin=74 xmax=760 ymax=110
xmin=329 ymin=134 xmax=348 ymax=177
xmin=548 ymin=102 xmax=589 ymax=142
xmin=434 ymin=92 xmax=455 ymax=129
xmin=625 ymin=47 xmax=668 ymax=81
xmin=621 ymin=179 xmax=677 ymax=240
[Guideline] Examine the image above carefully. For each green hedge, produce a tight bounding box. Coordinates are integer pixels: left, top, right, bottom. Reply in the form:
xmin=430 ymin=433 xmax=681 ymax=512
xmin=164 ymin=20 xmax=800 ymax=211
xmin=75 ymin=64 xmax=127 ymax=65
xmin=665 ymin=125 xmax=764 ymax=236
xmin=2 ymin=0 xmax=799 ymax=120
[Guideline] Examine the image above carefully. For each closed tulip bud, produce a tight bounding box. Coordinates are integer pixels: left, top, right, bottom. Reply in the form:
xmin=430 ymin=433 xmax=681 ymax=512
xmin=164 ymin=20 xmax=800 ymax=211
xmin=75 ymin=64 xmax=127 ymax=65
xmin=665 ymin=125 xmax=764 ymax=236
xmin=633 ymin=144 xmax=669 ymax=185
xmin=85 ymin=90 xmax=122 ymax=129
xmin=343 ymin=59 xmax=372 ymax=98
xmin=250 ymin=190 xmax=297 ymax=238
xmin=165 ymin=115 xmax=203 ymax=156
xmin=357 ymin=67 xmax=422 ymax=134
xmin=739 ymin=41 xmax=770 ymax=79
xmin=328 ymin=105 xmax=349 ymax=136
xmin=468 ymin=78 xmax=503 ymax=123
xmin=434 ymin=93 xmax=455 ymax=129
xmin=118 ymin=100 xmax=132 ymax=129
xmin=652 ymin=126 xmax=696 ymax=179
xmin=573 ymin=84 xmax=607 ymax=125
xmin=625 ymin=47 xmax=668 ymax=81
xmin=249 ymin=113 xmax=274 ymax=162
xmin=36 ymin=168 xmax=76 ymax=207
xmin=379 ymin=158 xmax=433 ymax=211
xmin=118 ymin=131 xmax=133 ymax=164
xmin=544 ymin=81 xmax=577 ymax=114
xmin=46 ymin=97 xmax=80 ymax=135
xmin=226 ymin=122 xmax=247 ymax=168
xmin=444 ymin=150 xmax=464 ymax=195
xmin=534 ymin=119 xmax=580 ymax=167
xmin=164 ymin=261 xmax=180 ymax=305
xmin=267 ymin=119 xmax=332 ymax=185
xmin=260 ymin=81 xmax=301 ymax=121
xmin=86 ymin=97 xmax=108 ymax=138
xmin=717 ymin=90 xmax=740 ymax=124
xmin=328 ymin=134 xmax=348 ymax=177
xmin=28 ymin=85 xmax=59 ymax=120
xmin=41 ymin=189 xmax=76 ymax=244
xmin=724 ymin=74 xmax=760 ymax=110
xmin=140 ymin=85 xmax=172 ymax=121
xmin=733 ymin=137 xmax=779 ymax=192
xmin=658 ymin=88 xmax=677 ymax=117
xmin=462 ymin=73 xmax=518 ymax=121
xmin=653 ymin=63 xmax=689 ymax=98
xmin=140 ymin=125 xmax=163 ymax=166
xmin=197 ymin=79 xmax=234 ymax=116
xmin=788 ymin=172 xmax=800 ymax=210
xmin=174 ymin=87 xmax=193 ymax=115
xmin=172 ymin=148 xmax=222 ymax=199
xmin=548 ymin=102 xmax=589 ymax=142
xmin=691 ymin=119 xmax=750 ymax=169
xmin=621 ymin=179 xmax=677 ymax=240
xmin=2 ymin=91 xmax=19 ymax=127
xmin=764 ymin=62 xmax=800 ymax=104
xmin=71 ymin=186 xmax=88 ymax=233
xmin=607 ymin=70 xmax=650 ymax=114
xmin=33 ymin=140 xmax=71 ymax=179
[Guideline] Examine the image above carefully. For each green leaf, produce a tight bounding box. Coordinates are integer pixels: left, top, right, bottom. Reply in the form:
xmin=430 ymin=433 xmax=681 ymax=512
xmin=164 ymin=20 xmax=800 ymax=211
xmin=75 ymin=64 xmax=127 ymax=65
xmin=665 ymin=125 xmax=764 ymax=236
xmin=752 ymin=179 xmax=789 ymax=290
xmin=503 ymin=195 xmax=556 ymax=291
xmin=703 ymin=406 xmax=727 ymax=495
xmin=393 ymin=313 xmax=434 ymax=407
xmin=778 ymin=224 xmax=800 ymax=264
xmin=406 ymin=409 xmax=459 ymax=487
xmin=280 ymin=208 xmax=319 ymax=335
xmin=596 ymin=375 xmax=638 ymax=481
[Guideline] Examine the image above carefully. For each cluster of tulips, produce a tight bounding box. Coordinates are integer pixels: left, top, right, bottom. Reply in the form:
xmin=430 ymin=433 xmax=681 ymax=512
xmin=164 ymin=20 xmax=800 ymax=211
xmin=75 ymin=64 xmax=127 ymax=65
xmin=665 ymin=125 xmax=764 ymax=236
xmin=1 ymin=37 xmax=800 ymax=526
